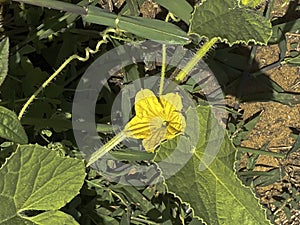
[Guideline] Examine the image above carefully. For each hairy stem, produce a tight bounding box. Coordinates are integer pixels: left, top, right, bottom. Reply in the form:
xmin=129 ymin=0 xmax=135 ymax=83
xmin=159 ymin=44 xmax=166 ymax=96
xmin=86 ymin=131 xmax=127 ymax=167
xmin=18 ymin=38 xmax=108 ymax=120
xmin=175 ymin=37 xmax=218 ymax=82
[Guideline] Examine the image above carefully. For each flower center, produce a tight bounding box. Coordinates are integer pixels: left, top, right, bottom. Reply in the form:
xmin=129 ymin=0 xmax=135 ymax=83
xmin=162 ymin=121 xmax=169 ymax=127
xmin=150 ymin=117 xmax=169 ymax=130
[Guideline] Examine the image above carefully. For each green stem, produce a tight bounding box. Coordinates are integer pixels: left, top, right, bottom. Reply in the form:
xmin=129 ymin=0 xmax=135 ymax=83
xmin=18 ymin=38 xmax=108 ymax=120
xmin=12 ymin=0 xmax=87 ymax=15
xmin=159 ymin=44 xmax=166 ymax=96
xmin=238 ymin=146 xmax=286 ymax=158
xmin=86 ymin=131 xmax=127 ymax=167
xmin=18 ymin=54 xmax=79 ymax=120
xmin=175 ymin=37 xmax=218 ymax=82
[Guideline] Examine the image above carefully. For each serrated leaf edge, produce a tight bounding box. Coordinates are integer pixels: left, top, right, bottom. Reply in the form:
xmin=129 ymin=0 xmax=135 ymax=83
xmin=0 ymin=144 xmax=86 ymax=220
xmin=160 ymin=134 xmax=271 ymax=224
xmin=188 ymin=3 xmax=272 ymax=46
xmin=0 ymin=106 xmax=28 ymax=144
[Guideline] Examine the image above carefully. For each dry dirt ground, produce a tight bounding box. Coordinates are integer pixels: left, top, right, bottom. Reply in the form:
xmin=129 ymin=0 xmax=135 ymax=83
xmin=239 ymin=1 xmax=300 ymax=224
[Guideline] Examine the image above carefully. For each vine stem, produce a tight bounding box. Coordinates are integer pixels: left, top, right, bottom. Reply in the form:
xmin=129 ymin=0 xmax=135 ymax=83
xmin=18 ymin=37 xmax=109 ymax=120
xmin=175 ymin=37 xmax=218 ymax=82
xmin=159 ymin=44 xmax=166 ymax=96
xmin=86 ymin=131 xmax=127 ymax=167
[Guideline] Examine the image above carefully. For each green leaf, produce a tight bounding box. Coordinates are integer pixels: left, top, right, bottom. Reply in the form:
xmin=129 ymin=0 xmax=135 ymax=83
xmin=269 ymin=18 xmax=300 ymax=44
xmin=189 ymin=0 xmax=272 ymax=46
xmin=0 ymin=144 xmax=85 ymax=225
xmin=28 ymin=211 xmax=79 ymax=225
xmin=241 ymin=91 xmax=300 ymax=106
xmin=284 ymin=54 xmax=300 ymax=65
xmin=84 ymin=6 xmax=190 ymax=44
xmin=155 ymin=106 xmax=270 ymax=225
xmin=0 ymin=37 xmax=9 ymax=87
xmin=120 ymin=0 xmax=144 ymax=15
xmin=0 ymin=106 xmax=28 ymax=144
xmin=252 ymin=168 xmax=286 ymax=187
xmin=243 ymin=110 xmax=261 ymax=131
xmin=287 ymin=134 xmax=300 ymax=156
xmin=125 ymin=0 xmax=140 ymax=16
xmin=154 ymin=0 xmax=193 ymax=24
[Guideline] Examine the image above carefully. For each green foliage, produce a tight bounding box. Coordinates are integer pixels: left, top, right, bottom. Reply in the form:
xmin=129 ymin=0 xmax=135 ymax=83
xmin=266 ymin=185 xmax=300 ymax=223
xmin=84 ymin=6 xmax=190 ymax=45
xmin=0 ymin=144 xmax=85 ymax=225
xmin=228 ymin=110 xmax=261 ymax=146
xmin=0 ymin=38 xmax=9 ymax=87
xmin=0 ymin=106 xmax=28 ymax=144
xmin=269 ymin=18 xmax=300 ymax=44
xmin=156 ymin=106 xmax=270 ymax=225
xmin=284 ymin=54 xmax=300 ymax=65
xmin=189 ymin=0 xmax=272 ymax=46
xmin=0 ymin=0 xmax=299 ymax=224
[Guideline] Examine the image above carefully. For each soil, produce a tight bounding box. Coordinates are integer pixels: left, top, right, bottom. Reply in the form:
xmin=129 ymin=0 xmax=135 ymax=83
xmin=239 ymin=1 xmax=300 ymax=224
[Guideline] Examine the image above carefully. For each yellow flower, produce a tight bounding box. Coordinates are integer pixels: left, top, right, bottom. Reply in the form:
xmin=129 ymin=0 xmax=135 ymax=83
xmin=124 ymin=89 xmax=186 ymax=153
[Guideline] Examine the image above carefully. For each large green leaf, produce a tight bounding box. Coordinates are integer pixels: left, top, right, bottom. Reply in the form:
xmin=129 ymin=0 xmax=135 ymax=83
xmin=84 ymin=6 xmax=190 ymax=45
xmin=155 ymin=106 xmax=270 ymax=225
xmin=189 ymin=0 xmax=272 ymax=46
xmin=0 ymin=144 xmax=86 ymax=225
xmin=0 ymin=37 xmax=9 ymax=87
xmin=0 ymin=106 xmax=28 ymax=144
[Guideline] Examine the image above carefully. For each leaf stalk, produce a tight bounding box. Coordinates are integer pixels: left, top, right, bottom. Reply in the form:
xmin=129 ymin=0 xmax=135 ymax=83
xmin=86 ymin=131 xmax=127 ymax=167
xmin=175 ymin=37 xmax=218 ymax=82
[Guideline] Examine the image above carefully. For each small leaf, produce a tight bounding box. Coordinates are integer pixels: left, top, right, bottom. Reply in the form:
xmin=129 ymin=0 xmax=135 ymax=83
xmin=287 ymin=134 xmax=300 ymax=156
xmin=278 ymin=30 xmax=287 ymax=61
xmin=189 ymin=0 xmax=272 ymax=46
xmin=253 ymin=168 xmax=286 ymax=187
xmin=269 ymin=18 xmax=300 ymax=44
xmin=0 ymin=37 xmax=9 ymax=86
xmin=244 ymin=110 xmax=261 ymax=131
xmin=0 ymin=106 xmax=28 ymax=144
xmin=284 ymin=54 xmax=300 ymax=65
xmin=0 ymin=144 xmax=85 ymax=224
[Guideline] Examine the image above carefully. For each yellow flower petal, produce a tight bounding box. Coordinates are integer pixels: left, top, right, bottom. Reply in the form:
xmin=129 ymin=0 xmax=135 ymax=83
xmin=165 ymin=113 xmax=186 ymax=139
xmin=160 ymin=92 xmax=183 ymax=112
xmin=134 ymin=89 xmax=164 ymax=118
xmin=125 ymin=116 xmax=151 ymax=139
xmin=124 ymin=89 xmax=186 ymax=153
xmin=142 ymin=128 xmax=167 ymax=153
